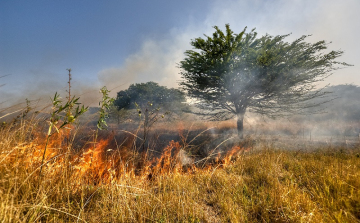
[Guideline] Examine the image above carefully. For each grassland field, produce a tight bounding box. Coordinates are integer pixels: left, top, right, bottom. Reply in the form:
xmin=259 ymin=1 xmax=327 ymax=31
xmin=0 ymin=110 xmax=359 ymax=222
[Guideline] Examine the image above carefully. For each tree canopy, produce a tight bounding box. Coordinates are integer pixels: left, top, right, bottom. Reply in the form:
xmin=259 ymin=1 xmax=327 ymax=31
xmin=114 ymin=81 xmax=187 ymax=151
xmin=179 ymin=24 xmax=350 ymax=138
xmin=114 ymin=81 xmax=186 ymax=112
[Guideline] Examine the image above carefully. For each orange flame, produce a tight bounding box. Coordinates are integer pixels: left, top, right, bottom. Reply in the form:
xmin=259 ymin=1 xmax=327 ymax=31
xmin=3 ymin=128 xmax=251 ymax=185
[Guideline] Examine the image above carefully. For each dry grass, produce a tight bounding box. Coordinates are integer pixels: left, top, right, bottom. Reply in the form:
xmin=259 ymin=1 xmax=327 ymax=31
xmin=0 ymin=117 xmax=359 ymax=222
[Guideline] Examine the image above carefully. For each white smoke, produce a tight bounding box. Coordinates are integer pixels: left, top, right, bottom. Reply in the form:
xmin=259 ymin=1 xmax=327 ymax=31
xmin=98 ymin=0 xmax=359 ymax=94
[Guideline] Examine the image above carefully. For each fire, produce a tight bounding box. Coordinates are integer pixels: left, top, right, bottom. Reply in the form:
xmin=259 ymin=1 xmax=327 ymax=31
xmin=2 ymin=129 xmax=249 ymax=185
xmin=222 ymin=146 xmax=241 ymax=165
xmin=74 ymin=139 xmax=112 ymax=181
xmin=151 ymin=140 xmax=182 ymax=176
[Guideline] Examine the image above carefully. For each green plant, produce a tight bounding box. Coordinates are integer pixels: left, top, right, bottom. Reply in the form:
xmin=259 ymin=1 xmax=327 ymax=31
xmin=97 ymin=86 xmax=115 ymax=130
xmin=39 ymin=92 xmax=88 ymax=181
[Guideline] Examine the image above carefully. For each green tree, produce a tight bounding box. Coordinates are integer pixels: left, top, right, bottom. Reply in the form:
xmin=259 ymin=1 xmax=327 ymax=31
xmin=114 ymin=81 xmax=187 ymax=151
xmin=179 ymin=24 xmax=351 ymax=139
xmin=114 ymin=82 xmax=185 ymax=111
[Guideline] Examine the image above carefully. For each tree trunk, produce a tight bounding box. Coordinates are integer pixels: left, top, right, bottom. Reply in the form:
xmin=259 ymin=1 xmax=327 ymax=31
xmin=235 ymin=102 xmax=247 ymax=139
xmin=237 ymin=114 xmax=244 ymax=139
xmin=142 ymin=108 xmax=149 ymax=152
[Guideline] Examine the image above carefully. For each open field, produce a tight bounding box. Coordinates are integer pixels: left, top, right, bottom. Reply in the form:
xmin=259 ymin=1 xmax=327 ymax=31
xmin=2 ymin=1 xmax=360 ymax=222
xmin=0 ymin=114 xmax=359 ymax=223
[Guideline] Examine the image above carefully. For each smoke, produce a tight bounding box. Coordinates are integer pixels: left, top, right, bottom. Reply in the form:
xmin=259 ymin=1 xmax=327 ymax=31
xmin=97 ymin=33 xmax=193 ymax=96
xmin=208 ymin=0 xmax=359 ymax=86
xmin=98 ymin=0 xmax=359 ymax=95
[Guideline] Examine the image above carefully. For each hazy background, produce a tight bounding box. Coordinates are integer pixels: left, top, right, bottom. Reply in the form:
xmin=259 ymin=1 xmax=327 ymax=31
xmin=1 ymin=0 xmax=359 ymax=107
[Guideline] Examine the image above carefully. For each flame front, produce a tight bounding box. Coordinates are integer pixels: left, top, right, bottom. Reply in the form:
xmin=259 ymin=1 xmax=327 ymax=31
xmin=2 ymin=130 xmax=246 ymax=185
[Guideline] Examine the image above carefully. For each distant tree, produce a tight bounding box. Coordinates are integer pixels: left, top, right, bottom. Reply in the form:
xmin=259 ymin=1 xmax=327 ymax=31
xmin=179 ymin=24 xmax=351 ymax=138
xmin=114 ymin=82 xmax=187 ymax=151
xmin=114 ymin=81 xmax=186 ymax=112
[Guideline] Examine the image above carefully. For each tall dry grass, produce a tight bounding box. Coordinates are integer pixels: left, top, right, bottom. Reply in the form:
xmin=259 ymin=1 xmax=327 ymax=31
xmin=0 ymin=116 xmax=359 ymax=222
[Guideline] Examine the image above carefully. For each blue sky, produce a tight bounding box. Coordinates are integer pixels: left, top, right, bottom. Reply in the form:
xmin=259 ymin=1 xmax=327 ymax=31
xmin=1 ymin=0 xmax=359 ymax=107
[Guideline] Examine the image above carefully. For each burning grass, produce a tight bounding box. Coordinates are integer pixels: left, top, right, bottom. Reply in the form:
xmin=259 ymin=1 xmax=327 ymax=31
xmin=0 ymin=118 xmax=360 ymax=222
